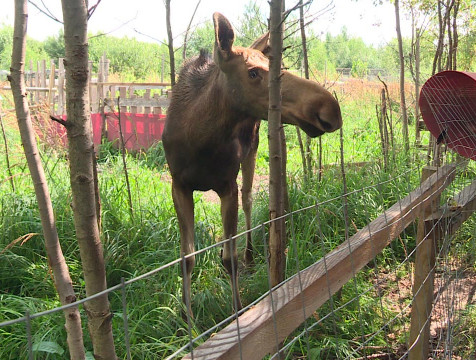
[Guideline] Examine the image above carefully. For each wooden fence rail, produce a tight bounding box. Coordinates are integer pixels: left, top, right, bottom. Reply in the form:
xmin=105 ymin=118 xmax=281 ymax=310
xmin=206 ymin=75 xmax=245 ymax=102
xmin=3 ymin=55 xmax=171 ymax=150
xmin=182 ymin=165 xmax=472 ymax=359
xmin=409 ymin=166 xmax=476 ymax=359
xmin=2 ymin=55 xmax=171 ymax=116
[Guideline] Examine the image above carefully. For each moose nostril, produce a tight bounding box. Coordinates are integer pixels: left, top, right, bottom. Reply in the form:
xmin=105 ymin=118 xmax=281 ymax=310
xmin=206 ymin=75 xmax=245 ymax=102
xmin=317 ymin=116 xmax=335 ymax=131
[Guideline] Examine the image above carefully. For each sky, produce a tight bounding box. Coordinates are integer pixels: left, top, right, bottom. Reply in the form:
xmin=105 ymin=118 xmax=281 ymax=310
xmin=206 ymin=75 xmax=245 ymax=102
xmin=1 ymin=0 xmax=411 ymax=46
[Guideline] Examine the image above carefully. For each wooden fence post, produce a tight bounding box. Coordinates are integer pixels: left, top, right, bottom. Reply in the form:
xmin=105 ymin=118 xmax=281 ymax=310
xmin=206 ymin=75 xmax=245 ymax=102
xmin=57 ymin=58 xmax=65 ymax=115
xmin=181 ymin=165 xmax=456 ymax=360
xmin=40 ymin=59 xmax=47 ymax=101
xmin=47 ymin=60 xmax=55 ymax=113
xmin=409 ymin=165 xmax=440 ymax=360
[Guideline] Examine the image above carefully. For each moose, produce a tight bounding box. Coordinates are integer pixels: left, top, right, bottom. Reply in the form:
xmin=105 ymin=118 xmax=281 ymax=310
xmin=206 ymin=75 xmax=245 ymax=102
xmin=162 ymin=12 xmax=342 ymax=316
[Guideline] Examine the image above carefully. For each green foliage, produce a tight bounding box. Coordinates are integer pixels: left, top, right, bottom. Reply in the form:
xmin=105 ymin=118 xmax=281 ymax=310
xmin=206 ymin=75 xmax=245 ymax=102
xmin=88 ymin=34 xmax=169 ymax=80
xmin=1 ymin=2 xmax=476 ymax=357
xmin=307 ymin=36 xmax=330 ymax=73
xmin=453 ymin=305 xmax=476 ymax=358
xmin=323 ymin=28 xmax=383 ymax=75
xmin=235 ymin=1 xmax=268 ymax=46
xmin=24 ymin=38 xmax=49 ymax=66
xmin=1 ymin=84 xmax=474 ymax=358
xmin=185 ymin=1 xmax=268 ymax=60
xmin=0 ymin=25 xmax=48 ymax=70
xmin=1 ymin=0 xmax=474 ymax=82
xmin=43 ymin=30 xmax=65 ymax=61
xmin=458 ymin=27 xmax=476 ymax=71
xmin=0 ymin=25 xmax=13 ymax=69
xmin=184 ymin=21 xmax=214 ymax=59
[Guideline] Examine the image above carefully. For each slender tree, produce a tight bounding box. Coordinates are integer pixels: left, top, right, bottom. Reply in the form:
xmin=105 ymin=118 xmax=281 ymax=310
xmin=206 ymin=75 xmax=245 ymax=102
xmin=448 ymin=0 xmax=460 ymax=70
xmin=0 ymin=111 xmax=15 ymax=192
xmin=60 ymin=0 xmax=117 ymax=358
xmin=432 ymin=0 xmax=456 ymax=74
xmin=9 ymin=1 xmax=85 ymax=358
xmin=182 ymin=0 xmax=202 ymax=60
xmin=268 ymin=0 xmax=286 ymax=287
xmin=394 ymin=0 xmax=410 ymax=153
xmin=165 ymin=0 xmax=176 ymax=85
xmin=407 ymin=2 xmax=424 ymax=144
xmin=298 ymin=0 xmax=313 ymax=177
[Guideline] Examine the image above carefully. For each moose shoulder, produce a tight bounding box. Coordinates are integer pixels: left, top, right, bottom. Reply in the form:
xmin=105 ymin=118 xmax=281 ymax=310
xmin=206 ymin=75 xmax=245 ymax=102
xmin=162 ymin=12 xmax=342 ymax=317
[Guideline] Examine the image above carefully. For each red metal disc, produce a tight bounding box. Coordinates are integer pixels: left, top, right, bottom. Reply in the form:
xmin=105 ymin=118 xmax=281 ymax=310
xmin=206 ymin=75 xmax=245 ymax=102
xmin=419 ymin=71 xmax=476 ymax=160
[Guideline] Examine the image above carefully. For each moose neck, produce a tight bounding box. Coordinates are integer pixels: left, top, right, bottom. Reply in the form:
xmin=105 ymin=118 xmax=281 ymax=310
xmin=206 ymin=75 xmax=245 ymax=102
xmin=193 ymin=64 xmax=255 ymax=144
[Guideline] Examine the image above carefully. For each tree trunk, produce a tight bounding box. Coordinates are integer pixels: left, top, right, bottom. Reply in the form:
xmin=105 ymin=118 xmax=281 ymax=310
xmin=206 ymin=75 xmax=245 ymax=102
xmin=450 ymin=0 xmax=460 ymax=70
xmin=446 ymin=1 xmax=454 ymax=70
xmin=60 ymin=1 xmax=117 ymax=358
xmin=409 ymin=4 xmax=422 ymax=144
xmin=299 ymin=0 xmax=313 ymax=176
xmin=182 ymin=0 xmax=202 ymax=60
xmin=414 ymin=31 xmax=421 ymax=144
xmin=0 ymin=112 xmax=15 ymax=192
xmin=10 ymin=1 xmax=85 ymax=359
xmin=432 ymin=0 xmax=453 ymax=75
xmin=296 ymin=126 xmax=308 ymax=178
xmin=377 ymin=88 xmax=389 ymax=170
xmin=394 ymin=0 xmax=410 ymax=154
xmin=165 ymin=0 xmax=176 ymax=86
xmin=268 ymin=0 xmax=286 ymax=287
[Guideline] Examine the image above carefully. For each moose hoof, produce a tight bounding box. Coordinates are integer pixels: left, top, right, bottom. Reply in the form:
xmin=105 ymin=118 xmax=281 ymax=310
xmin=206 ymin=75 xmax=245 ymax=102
xmin=244 ymin=249 xmax=254 ymax=268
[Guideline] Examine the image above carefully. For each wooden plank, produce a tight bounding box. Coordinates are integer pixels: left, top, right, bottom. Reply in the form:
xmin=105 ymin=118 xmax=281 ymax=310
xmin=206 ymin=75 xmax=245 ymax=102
xmin=28 ymin=60 xmax=34 ymax=104
xmin=144 ymin=89 xmax=151 ymax=115
xmin=408 ymin=178 xmax=476 ymax=360
xmin=104 ymin=56 xmax=110 ymax=81
xmin=97 ymin=82 xmax=170 ymax=89
xmin=57 ymin=58 xmax=65 ymax=115
xmin=182 ymin=165 xmax=456 ymax=360
xmin=2 ymin=86 xmax=51 ymax=91
xmin=409 ymin=166 xmax=439 ymax=360
xmin=427 ymin=179 xmax=476 ymax=230
xmin=109 ymin=86 xmax=116 ymax=103
xmin=88 ymin=60 xmax=94 ymax=113
xmin=451 ymin=179 xmax=476 ymax=214
xmin=47 ymin=60 xmax=55 ymax=112
xmin=152 ymin=93 xmax=162 ymax=115
xmin=129 ymin=86 xmax=137 ymax=114
xmin=119 ymin=87 xmax=128 ymax=114
xmin=105 ymin=97 xmax=170 ymax=109
xmin=96 ymin=58 xmax=106 ymax=115
xmin=40 ymin=59 xmax=47 ymax=101
xmin=35 ymin=61 xmax=40 ymax=102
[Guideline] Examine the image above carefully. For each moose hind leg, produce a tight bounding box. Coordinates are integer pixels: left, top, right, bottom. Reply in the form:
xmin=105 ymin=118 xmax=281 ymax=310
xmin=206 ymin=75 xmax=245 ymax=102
xmin=219 ymin=182 xmax=242 ymax=311
xmin=172 ymin=181 xmax=195 ymax=318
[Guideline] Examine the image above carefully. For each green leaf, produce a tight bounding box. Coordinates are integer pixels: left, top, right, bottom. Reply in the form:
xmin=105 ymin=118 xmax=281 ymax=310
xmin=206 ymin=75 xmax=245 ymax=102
xmin=32 ymin=341 xmax=64 ymax=355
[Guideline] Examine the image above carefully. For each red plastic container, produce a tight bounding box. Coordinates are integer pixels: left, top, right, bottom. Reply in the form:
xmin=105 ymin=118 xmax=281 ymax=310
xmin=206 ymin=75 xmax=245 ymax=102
xmin=419 ymin=71 xmax=476 ymax=160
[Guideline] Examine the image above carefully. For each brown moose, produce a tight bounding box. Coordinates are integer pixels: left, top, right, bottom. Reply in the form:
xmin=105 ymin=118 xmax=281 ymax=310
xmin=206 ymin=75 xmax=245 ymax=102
xmin=162 ymin=12 xmax=342 ymax=317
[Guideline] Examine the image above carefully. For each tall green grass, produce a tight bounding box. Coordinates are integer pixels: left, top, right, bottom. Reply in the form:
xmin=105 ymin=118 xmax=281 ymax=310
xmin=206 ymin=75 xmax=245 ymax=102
xmin=0 ymin=83 xmax=474 ymax=358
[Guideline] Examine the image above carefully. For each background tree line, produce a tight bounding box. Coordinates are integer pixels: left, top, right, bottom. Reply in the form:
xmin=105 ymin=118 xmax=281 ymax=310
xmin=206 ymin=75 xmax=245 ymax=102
xmin=0 ymin=2 xmax=476 ymax=81
xmin=0 ymin=1 xmax=474 ymax=83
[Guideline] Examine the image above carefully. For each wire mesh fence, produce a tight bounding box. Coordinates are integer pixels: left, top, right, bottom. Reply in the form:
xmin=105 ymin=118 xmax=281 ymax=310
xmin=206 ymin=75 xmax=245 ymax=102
xmin=2 ymin=66 xmax=476 ymax=358
xmin=1 ymin=157 xmax=474 ymax=359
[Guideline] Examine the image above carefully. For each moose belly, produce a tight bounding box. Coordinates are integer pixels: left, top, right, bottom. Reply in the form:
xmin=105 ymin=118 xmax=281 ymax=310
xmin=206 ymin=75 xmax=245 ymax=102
xmin=179 ymin=142 xmax=243 ymax=194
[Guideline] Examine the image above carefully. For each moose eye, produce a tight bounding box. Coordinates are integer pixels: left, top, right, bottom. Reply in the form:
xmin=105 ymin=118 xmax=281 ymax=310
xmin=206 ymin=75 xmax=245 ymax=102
xmin=248 ymin=68 xmax=259 ymax=79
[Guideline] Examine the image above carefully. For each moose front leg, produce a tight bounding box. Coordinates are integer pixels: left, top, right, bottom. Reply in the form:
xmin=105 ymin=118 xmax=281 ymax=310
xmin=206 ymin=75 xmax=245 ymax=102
xmin=171 ymin=181 xmax=195 ymax=318
xmin=241 ymin=121 xmax=260 ymax=267
xmin=219 ymin=182 xmax=243 ymax=311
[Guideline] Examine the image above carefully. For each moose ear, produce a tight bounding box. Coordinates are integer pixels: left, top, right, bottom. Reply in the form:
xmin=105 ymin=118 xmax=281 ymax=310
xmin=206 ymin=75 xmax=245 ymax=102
xmin=213 ymin=12 xmax=235 ymax=61
xmin=250 ymin=32 xmax=270 ymax=57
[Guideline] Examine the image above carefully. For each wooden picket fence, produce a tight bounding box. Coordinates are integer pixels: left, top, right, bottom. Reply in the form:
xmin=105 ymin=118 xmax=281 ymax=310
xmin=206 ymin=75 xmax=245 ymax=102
xmin=9 ymin=55 xmax=171 ymax=151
